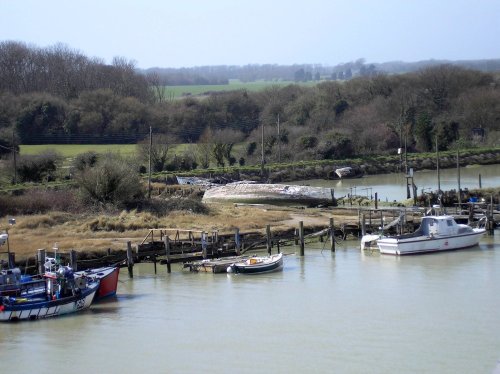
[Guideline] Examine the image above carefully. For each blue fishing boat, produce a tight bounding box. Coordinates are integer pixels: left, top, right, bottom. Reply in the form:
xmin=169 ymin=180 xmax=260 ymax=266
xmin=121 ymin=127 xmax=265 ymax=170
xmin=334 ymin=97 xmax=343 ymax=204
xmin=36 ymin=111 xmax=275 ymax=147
xmin=0 ymin=266 xmax=98 ymax=321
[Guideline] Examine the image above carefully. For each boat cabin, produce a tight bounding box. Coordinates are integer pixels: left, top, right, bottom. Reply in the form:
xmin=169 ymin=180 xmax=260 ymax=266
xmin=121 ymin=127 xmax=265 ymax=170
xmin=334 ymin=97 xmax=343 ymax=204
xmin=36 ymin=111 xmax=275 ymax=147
xmin=415 ymin=216 xmax=472 ymax=237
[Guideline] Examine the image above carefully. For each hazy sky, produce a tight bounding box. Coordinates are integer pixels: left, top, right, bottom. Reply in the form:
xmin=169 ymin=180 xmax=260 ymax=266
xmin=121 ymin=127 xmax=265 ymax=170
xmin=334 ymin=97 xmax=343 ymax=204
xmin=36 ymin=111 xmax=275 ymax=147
xmin=1 ymin=0 xmax=499 ymax=69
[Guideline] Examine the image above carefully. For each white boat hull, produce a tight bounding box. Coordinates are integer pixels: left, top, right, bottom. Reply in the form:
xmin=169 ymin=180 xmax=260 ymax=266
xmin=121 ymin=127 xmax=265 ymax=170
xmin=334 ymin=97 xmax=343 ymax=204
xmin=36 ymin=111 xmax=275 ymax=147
xmin=228 ymin=253 xmax=284 ymax=274
xmin=377 ymin=229 xmax=486 ymax=255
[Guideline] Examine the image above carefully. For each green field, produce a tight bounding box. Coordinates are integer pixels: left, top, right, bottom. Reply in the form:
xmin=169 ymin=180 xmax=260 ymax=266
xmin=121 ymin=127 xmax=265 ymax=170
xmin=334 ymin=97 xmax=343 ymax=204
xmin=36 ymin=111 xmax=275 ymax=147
xmin=164 ymin=79 xmax=318 ymax=99
xmin=20 ymin=143 xmax=190 ymax=159
xmin=20 ymin=144 xmax=139 ymax=157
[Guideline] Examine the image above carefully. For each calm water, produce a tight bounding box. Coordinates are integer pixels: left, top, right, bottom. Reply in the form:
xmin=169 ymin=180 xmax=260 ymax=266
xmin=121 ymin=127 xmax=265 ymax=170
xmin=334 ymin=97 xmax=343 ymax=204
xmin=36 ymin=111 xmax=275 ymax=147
xmin=1 ymin=233 xmax=499 ymax=373
xmin=297 ymin=163 xmax=500 ymax=202
xmin=1 ymin=166 xmax=500 ymax=373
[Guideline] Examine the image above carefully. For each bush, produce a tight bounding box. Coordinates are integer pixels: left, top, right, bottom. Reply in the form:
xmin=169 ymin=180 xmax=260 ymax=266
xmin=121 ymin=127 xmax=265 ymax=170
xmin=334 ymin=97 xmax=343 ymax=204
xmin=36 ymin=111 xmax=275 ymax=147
xmin=16 ymin=151 xmax=62 ymax=182
xmin=73 ymin=151 xmax=99 ymax=171
xmin=75 ymin=154 xmax=144 ymax=206
xmin=300 ymin=136 xmax=318 ymax=149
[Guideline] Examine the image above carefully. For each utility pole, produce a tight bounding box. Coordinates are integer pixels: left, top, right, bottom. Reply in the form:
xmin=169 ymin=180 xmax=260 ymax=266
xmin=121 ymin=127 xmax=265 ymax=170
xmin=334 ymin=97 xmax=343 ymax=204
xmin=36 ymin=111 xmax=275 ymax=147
xmin=277 ymin=114 xmax=281 ymax=164
xmin=436 ymin=135 xmax=441 ymax=193
xmin=148 ymin=126 xmax=152 ymax=199
xmin=404 ymin=132 xmax=408 ymax=175
xmin=12 ymin=129 xmax=17 ymax=184
xmin=261 ymin=123 xmax=265 ymax=176
xmin=457 ymin=150 xmax=461 ymax=207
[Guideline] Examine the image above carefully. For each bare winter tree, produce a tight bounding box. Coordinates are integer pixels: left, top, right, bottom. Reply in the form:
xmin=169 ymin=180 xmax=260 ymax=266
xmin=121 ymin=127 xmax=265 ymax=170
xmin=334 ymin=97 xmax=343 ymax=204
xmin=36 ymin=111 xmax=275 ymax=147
xmin=137 ymin=133 xmax=174 ymax=172
xmin=146 ymin=71 xmax=166 ymax=103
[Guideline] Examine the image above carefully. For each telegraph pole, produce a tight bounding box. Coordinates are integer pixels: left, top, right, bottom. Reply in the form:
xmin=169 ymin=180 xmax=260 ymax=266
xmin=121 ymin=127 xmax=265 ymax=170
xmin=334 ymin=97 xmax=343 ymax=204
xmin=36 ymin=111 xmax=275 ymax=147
xmin=148 ymin=126 xmax=152 ymax=199
xmin=277 ymin=114 xmax=281 ymax=164
xmin=404 ymin=128 xmax=408 ymax=175
xmin=457 ymin=150 xmax=461 ymax=207
xmin=261 ymin=123 xmax=265 ymax=176
xmin=12 ymin=129 xmax=17 ymax=184
xmin=436 ymin=135 xmax=441 ymax=192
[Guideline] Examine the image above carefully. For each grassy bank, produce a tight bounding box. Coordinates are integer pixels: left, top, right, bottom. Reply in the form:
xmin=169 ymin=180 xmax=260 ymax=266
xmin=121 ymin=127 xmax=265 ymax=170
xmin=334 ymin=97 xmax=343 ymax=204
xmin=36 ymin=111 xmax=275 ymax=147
xmin=3 ymin=145 xmax=499 ymax=193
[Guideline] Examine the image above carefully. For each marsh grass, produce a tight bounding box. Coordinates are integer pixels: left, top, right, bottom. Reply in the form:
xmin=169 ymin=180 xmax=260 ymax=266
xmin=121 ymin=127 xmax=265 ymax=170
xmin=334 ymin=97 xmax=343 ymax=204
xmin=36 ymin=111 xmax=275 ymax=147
xmin=0 ymin=189 xmax=84 ymax=216
xmin=2 ymin=202 xmax=297 ymax=259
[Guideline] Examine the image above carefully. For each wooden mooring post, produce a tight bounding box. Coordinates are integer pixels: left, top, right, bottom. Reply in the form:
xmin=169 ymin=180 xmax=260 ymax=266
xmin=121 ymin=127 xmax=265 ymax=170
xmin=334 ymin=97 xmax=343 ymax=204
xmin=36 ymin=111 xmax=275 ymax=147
xmin=299 ymin=221 xmax=305 ymax=256
xmin=266 ymin=225 xmax=272 ymax=255
xmin=69 ymin=250 xmax=77 ymax=271
xmin=235 ymin=228 xmax=241 ymax=256
xmin=164 ymin=236 xmax=171 ymax=273
xmin=37 ymin=248 xmax=45 ymax=275
xmin=330 ymin=217 xmax=335 ymax=252
xmin=126 ymin=241 xmax=134 ymax=278
xmin=8 ymin=252 xmax=15 ymax=269
xmin=488 ymin=196 xmax=495 ymax=235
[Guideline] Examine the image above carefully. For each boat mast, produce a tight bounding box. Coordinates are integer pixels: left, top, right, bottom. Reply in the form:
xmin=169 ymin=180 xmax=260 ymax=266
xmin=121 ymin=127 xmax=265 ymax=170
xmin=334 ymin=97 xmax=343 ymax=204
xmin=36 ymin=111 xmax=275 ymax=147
xmin=457 ymin=150 xmax=461 ymax=207
xmin=436 ymin=135 xmax=441 ymax=194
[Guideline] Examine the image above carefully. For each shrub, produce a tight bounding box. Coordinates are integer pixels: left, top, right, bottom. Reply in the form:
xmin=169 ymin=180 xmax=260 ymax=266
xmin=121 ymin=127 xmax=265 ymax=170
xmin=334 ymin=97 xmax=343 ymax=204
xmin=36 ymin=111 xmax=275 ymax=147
xmin=75 ymin=154 xmax=144 ymax=206
xmin=16 ymin=151 xmax=62 ymax=182
xmin=73 ymin=151 xmax=99 ymax=171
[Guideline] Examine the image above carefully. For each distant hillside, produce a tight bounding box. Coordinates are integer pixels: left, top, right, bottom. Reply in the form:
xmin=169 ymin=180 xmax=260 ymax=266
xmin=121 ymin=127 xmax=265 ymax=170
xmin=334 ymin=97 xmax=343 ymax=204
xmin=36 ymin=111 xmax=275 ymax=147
xmin=141 ymin=59 xmax=500 ymax=85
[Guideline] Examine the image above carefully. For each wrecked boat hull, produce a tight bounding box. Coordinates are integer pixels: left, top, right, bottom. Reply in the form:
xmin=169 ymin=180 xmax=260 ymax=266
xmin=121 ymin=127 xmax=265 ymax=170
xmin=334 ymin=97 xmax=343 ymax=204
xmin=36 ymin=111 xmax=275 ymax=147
xmin=202 ymin=183 xmax=335 ymax=206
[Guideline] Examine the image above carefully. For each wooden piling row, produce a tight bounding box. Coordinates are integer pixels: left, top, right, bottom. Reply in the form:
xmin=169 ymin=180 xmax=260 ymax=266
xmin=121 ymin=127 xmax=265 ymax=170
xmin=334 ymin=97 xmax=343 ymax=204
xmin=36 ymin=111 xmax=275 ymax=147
xmin=24 ymin=205 xmax=496 ymax=277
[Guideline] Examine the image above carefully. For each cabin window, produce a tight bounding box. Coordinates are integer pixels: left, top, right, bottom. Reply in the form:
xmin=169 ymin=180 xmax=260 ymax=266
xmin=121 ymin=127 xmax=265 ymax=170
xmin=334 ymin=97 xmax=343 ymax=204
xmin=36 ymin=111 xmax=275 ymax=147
xmin=447 ymin=220 xmax=453 ymax=226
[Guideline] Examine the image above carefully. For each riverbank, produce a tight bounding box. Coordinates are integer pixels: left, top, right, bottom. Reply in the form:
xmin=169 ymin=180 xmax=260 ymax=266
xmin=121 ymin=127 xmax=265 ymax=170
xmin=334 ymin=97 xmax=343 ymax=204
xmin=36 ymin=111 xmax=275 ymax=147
xmin=168 ymin=148 xmax=500 ymax=184
xmin=2 ymin=159 xmax=499 ymax=262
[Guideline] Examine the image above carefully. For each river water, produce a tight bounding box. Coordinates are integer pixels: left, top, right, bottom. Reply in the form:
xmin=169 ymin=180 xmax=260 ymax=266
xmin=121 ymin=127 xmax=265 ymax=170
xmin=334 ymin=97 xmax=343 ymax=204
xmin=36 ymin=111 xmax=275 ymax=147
xmin=1 ymin=167 xmax=500 ymax=374
xmin=297 ymin=163 xmax=500 ymax=202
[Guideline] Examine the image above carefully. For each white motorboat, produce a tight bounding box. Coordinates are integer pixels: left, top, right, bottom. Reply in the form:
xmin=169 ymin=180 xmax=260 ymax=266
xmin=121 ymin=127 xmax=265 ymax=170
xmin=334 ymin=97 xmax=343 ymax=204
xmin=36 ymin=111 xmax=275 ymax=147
xmin=376 ymin=215 xmax=486 ymax=255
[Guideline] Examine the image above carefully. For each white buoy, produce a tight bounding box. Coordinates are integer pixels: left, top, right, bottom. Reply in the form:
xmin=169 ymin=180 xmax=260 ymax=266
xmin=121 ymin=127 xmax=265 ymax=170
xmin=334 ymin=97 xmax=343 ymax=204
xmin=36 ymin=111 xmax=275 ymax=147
xmin=226 ymin=266 xmax=233 ymax=273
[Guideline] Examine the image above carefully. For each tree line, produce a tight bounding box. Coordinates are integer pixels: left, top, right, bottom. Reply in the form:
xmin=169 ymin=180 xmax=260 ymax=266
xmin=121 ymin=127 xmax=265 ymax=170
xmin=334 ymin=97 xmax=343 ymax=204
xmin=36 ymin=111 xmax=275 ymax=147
xmin=1 ymin=41 xmax=499 ymax=172
xmin=142 ymin=58 xmax=500 ymax=85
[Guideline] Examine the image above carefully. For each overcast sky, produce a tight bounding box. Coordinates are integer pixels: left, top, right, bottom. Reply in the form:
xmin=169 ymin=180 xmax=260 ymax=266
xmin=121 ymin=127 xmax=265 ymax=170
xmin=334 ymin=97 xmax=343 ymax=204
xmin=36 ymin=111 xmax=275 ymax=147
xmin=1 ymin=0 xmax=499 ymax=69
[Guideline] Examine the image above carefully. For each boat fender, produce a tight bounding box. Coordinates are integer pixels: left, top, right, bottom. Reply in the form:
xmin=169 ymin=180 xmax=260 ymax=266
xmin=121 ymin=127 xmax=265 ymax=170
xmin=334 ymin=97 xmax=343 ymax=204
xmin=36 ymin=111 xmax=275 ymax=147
xmin=75 ymin=277 xmax=87 ymax=290
xmin=226 ymin=266 xmax=234 ymax=273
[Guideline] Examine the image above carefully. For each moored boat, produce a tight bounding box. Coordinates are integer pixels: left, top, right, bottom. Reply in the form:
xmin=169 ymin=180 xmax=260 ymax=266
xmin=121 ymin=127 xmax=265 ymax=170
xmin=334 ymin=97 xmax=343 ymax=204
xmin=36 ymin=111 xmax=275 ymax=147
xmin=0 ymin=266 xmax=98 ymax=321
xmin=360 ymin=234 xmax=382 ymax=251
xmin=227 ymin=253 xmax=283 ymax=274
xmin=376 ymin=215 xmax=486 ymax=255
xmin=75 ymin=266 xmax=120 ymax=299
xmin=335 ymin=166 xmax=363 ymax=179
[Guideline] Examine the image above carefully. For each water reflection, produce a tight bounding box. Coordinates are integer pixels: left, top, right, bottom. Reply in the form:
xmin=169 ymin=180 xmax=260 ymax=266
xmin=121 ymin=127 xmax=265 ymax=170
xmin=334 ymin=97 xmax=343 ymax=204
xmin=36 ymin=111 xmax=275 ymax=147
xmin=294 ymin=163 xmax=500 ymax=201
